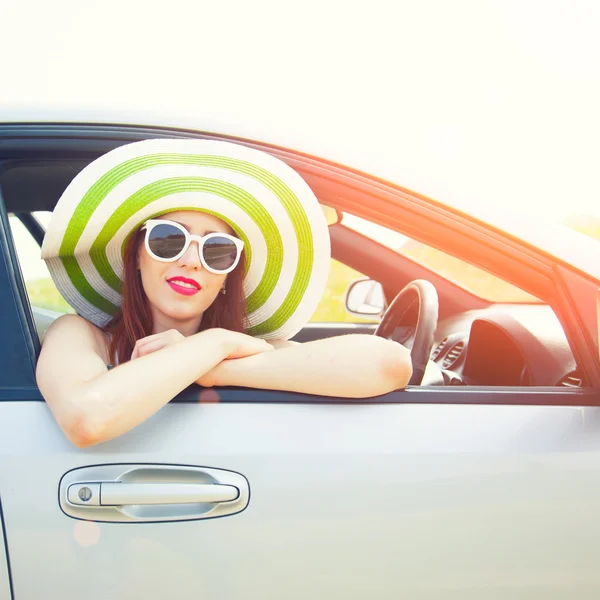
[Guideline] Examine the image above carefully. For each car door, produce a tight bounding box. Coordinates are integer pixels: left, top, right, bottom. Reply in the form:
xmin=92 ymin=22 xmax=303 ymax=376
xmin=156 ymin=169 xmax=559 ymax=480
xmin=0 ymin=503 xmax=11 ymax=599
xmin=3 ymin=184 xmax=600 ymax=600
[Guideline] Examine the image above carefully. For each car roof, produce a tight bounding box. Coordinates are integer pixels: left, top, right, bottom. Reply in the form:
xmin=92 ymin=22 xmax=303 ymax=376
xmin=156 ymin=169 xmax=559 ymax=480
xmin=1 ymin=103 xmax=599 ymax=281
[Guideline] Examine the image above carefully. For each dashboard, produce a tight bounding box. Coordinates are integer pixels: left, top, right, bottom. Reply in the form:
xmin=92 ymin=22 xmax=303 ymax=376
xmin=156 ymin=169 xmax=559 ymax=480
xmin=429 ymin=304 xmax=581 ymax=387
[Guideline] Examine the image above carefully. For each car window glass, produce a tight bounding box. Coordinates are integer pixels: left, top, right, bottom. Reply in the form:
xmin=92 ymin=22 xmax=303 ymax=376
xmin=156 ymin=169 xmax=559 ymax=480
xmin=342 ymin=213 xmax=541 ymax=303
xmin=8 ymin=212 xmax=73 ymax=314
xmin=309 ymin=259 xmax=379 ymax=324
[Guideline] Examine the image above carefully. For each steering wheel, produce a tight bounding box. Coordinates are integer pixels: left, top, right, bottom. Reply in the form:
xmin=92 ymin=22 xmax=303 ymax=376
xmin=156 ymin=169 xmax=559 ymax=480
xmin=375 ymin=279 xmax=439 ymax=385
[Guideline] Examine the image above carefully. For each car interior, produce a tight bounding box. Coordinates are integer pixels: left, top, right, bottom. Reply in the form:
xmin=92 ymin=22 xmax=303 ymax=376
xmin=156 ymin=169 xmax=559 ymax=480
xmin=0 ymin=141 xmax=585 ymax=392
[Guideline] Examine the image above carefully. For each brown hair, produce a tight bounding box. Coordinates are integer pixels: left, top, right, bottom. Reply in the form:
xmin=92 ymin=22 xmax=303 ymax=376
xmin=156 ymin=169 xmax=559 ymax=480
xmin=102 ymin=227 xmax=247 ymax=365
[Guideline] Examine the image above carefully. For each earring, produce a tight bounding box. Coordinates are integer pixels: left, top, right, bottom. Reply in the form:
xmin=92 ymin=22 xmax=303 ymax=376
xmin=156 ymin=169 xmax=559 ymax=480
xmin=220 ymin=285 xmax=227 ymax=295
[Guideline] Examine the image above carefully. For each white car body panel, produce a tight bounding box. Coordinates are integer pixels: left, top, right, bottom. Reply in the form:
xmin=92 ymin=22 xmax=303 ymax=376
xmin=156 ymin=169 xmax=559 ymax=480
xmin=2 ymin=400 xmax=600 ymax=598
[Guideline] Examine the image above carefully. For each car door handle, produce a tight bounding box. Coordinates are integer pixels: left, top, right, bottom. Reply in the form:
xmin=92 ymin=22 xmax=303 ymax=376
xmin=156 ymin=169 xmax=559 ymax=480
xmin=102 ymin=483 xmax=239 ymax=505
xmin=60 ymin=465 xmax=250 ymax=523
xmin=67 ymin=482 xmax=239 ymax=506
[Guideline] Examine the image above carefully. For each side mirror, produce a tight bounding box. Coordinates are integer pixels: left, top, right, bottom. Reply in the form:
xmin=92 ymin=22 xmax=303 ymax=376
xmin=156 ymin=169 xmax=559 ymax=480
xmin=345 ymin=278 xmax=386 ymax=317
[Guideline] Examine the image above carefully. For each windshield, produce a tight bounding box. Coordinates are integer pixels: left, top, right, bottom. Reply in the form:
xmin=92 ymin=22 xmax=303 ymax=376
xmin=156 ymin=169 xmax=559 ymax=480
xmin=342 ymin=214 xmax=541 ymax=304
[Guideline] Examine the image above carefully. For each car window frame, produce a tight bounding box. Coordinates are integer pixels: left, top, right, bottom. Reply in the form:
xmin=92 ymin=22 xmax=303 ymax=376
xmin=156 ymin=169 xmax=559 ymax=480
xmin=0 ymin=188 xmax=40 ymax=394
xmin=0 ymin=124 xmax=599 ymax=399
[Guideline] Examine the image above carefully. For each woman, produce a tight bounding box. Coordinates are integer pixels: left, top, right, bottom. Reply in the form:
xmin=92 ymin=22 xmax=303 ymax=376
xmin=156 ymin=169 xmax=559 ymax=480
xmin=36 ymin=139 xmax=412 ymax=448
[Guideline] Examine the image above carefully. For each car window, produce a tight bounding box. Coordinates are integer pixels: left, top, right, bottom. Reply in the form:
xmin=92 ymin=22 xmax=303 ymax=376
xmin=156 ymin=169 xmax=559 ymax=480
xmin=342 ymin=213 xmax=541 ymax=303
xmin=8 ymin=212 xmax=73 ymax=314
xmin=309 ymin=259 xmax=379 ymax=324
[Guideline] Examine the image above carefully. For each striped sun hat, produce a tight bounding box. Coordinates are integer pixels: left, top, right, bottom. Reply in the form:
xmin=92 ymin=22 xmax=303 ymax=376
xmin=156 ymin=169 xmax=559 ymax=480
xmin=41 ymin=138 xmax=331 ymax=340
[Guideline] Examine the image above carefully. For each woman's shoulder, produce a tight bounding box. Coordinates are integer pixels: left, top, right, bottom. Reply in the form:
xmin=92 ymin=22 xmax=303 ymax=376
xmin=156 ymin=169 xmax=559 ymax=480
xmin=42 ymin=314 xmax=111 ymax=362
xmin=44 ymin=313 xmax=100 ymax=336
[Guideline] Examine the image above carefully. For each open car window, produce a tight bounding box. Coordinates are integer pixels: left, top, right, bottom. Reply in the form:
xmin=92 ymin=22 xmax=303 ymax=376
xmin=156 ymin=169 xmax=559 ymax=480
xmin=7 ymin=206 xmax=582 ymax=389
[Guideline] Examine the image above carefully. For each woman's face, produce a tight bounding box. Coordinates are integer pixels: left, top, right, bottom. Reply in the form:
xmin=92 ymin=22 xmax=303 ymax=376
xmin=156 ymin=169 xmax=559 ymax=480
xmin=138 ymin=210 xmax=235 ymax=332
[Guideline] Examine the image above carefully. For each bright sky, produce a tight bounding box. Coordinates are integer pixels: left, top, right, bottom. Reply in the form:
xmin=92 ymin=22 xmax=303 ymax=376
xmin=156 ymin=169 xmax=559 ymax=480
xmin=1 ymin=0 xmax=599 ymax=224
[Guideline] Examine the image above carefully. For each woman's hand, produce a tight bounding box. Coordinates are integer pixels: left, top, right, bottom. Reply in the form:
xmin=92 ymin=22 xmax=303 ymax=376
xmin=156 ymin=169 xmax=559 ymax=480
xmin=131 ymin=329 xmax=185 ymax=360
xmin=131 ymin=328 xmax=273 ymax=361
xmin=196 ymin=329 xmax=273 ymax=387
xmin=129 ymin=327 xmax=273 ymax=387
xmin=213 ymin=329 xmax=274 ymax=360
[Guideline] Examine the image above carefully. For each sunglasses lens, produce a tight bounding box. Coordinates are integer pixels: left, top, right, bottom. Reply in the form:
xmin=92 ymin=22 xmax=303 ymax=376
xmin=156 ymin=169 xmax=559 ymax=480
xmin=203 ymin=236 xmax=239 ymax=272
xmin=147 ymin=223 xmax=186 ymax=259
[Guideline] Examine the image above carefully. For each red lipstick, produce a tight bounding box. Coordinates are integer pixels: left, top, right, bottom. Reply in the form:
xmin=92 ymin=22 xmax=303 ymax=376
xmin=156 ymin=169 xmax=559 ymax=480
xmin=167 ymin=277 xmax=201 ymax=296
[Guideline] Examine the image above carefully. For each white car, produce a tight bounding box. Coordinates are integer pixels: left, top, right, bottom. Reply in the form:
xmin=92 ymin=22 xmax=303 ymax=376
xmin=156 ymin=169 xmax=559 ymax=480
xmin=0 ymin=110 xmax=599 ymax=599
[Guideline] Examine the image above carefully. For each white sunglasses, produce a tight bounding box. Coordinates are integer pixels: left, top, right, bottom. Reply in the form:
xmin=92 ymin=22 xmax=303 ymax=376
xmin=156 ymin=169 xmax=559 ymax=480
xmin=141 ymin=219 xmax=244 ymax=275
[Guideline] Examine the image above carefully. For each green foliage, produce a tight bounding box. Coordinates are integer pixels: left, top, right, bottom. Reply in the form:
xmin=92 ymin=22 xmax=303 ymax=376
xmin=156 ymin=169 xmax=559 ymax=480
xmin=25 ymin=278 xmax=74 ymax=313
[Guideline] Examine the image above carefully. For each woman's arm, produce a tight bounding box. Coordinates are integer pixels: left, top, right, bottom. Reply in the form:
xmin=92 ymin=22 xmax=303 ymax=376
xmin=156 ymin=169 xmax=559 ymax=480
xmin=36 ymin=314 xmax=270 ymax=448
xmin=199 ymin=334 xmax=412 ymax=397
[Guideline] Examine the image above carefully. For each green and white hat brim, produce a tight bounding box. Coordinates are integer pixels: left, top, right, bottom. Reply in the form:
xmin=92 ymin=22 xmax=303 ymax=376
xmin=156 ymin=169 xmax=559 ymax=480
xmin=41 ymin=139 xmax=331 ymax=340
